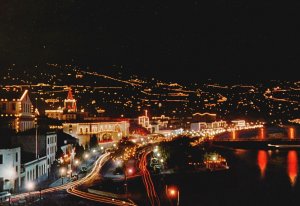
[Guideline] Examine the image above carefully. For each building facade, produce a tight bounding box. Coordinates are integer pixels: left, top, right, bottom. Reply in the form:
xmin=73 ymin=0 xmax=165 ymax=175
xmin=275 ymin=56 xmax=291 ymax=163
xmin=46 ymin=132 xmax=57 ymax=173
xmin=63 ymin=121 xmax=129 ymax=146
xmin=0 ymin=147 xmax=21 ymax=192
xmin=45 ymin=88 xmax=83 ymax=121
xmin=20 ymin=156 xmax=48 ymax=189
xmin=0 ymin=89 xmax=35 ymax=132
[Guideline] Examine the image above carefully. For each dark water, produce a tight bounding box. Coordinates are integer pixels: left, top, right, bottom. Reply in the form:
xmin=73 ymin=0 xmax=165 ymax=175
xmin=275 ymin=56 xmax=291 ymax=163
xmin=151 ymin=147 xmax=300 ymax=206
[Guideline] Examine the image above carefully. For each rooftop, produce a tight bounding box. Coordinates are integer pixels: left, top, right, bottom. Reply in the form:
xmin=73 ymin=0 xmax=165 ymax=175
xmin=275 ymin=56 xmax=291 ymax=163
xmin=0 ymin=88 xmax=26 ymax=101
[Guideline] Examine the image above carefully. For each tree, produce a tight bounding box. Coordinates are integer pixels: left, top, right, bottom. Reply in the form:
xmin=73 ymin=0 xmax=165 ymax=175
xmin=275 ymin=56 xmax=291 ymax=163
xmin=74 ymin=143 xmax=84 ymax=160
xmin=90 ymin=135 xmax=98 ymax=149
xmin=55 ymin=147 xmax=64 ymax=160
xmin=85 ymin=143 xmax=89 ymax=151
xmin=49 ymin=160 xmax=59 ymax=179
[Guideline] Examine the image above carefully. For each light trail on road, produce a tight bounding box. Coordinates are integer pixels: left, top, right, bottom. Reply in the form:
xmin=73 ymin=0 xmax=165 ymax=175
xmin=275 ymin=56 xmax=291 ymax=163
xmin=138 ymin=150 xmax=161 ymax=206
xmin=11 ymin=153 xmax=136 ymax=206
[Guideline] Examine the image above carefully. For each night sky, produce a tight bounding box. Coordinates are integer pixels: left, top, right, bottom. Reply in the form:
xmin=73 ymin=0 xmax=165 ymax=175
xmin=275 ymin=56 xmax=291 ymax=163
xmin=1 ymin=1 xmax=300 ymax=81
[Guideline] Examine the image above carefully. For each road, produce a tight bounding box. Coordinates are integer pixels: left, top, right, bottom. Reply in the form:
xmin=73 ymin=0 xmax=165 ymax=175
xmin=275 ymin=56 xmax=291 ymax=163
xmin=11 ymin=153 xmax=137 ymax=206
xmin=138 ymin=150 xmax=161 ymax=206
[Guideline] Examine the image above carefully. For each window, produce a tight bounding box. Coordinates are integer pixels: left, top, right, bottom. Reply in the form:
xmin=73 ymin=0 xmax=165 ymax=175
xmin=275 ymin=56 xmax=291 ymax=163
xmin=12 ymin=103 xmax=16 ymax=111
xmin=1 ymin=103 xmax=6 ymax=112
xmin=16 ymin=153 xmax=18 ymax=162
xmin=0 ymin=154 xmax=3 ymax=164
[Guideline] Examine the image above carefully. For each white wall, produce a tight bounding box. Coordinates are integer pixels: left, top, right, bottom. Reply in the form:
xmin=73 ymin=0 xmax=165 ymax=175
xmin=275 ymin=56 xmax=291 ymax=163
xmin=23 ymin=157 xmax=48 ymax=186
xmin=46 ymin=133 xmax=57 ymax=172
xmin=0 ymin=147 xmax=21 ymax=192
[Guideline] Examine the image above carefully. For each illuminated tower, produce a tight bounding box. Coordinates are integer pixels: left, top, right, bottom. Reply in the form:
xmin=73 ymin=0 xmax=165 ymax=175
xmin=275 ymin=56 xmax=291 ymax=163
xmin=64 ymin=88 xmax=77 ymax=112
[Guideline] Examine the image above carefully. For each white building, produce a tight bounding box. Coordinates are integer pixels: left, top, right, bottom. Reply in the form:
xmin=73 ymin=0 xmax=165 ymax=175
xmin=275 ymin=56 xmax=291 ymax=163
xmin=0 ymin=147 xmax=21 ymax=192
xmin=191 ymin=120 xmax=227 ymax=132
xmin=151 ymin=115 xmax=170 ymax=129
xmin=21 ymin=156 xmax=48 ymax=188
xmin=138 ymin=110 xmax=151 ymax=128
xmin=46 ymin=132 xmax=57 ymax=173
xmin=138 ymin=110 xmax=159 ymax=133
xmin=0 ymin=89 xmax=35 ymax=132
xmin=63 ymin=120 xmax=129 ymax=146
xmin=231 ymin=120 xmax=246 ymax=128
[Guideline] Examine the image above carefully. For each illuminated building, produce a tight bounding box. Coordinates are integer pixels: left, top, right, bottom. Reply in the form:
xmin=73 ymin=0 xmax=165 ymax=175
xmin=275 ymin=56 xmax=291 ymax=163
xmin=151 ymin=115 xmax=170 ymax=129
xmin=21 ymin=154 xmax=48 ymax=188
xmin=63 ymin=120 xmax=129 ymax=147
xmin=64 ymin=88 xmax=77 ymax=113
xmin=0 ymin=88 xmax=35 ymax=132
xmin=10 ymin=130 xmax=58 ymax=185
xmin=138 ymin=110 xmax=151 ymax=129
xmin=231 ymin=120 xmax=246 ymax=128
xmin=192 ymin=113 xmax=217 ymax=122
xmin=137 ymin=110 xmax=159 ymax=133
xmin=45 ymin=88 xmax=86 ymax=120
xmin=191 ymin=112 xmax=226 ymax=130
xmin=191 ymin=120 xmax=227 ymax=131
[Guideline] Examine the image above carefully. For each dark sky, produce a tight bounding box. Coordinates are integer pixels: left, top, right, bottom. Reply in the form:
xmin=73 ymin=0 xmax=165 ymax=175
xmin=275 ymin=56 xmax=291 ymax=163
xmin=1 ymin=1 xmax=300 ymax=81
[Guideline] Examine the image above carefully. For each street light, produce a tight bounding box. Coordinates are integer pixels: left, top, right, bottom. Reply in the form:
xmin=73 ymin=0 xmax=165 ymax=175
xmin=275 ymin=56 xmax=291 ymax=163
xmin=26 ymin=181 xmax=35 ymax=191
xmin=127 ymin=168 xmax=133 ymax=175
xmin=75 ymin=159 xmax=79 ymax=165
xmin=60 ymin=168 xmax=66 ymax=185
xmin=67 ymin=169 xmax=73 ymax=178
xmin=26 ymin=181 xmax=35 ymax=202
xmin=124 ymin=167 xmax=134 ymax=199
xmin=84 ymin=153 xmax=89 ymax=167
xmin=166 ymin=185 xmax=180 ymax=206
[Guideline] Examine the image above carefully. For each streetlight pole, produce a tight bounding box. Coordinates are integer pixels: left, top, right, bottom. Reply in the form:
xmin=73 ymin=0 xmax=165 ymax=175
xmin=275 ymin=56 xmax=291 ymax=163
xmin=26 ymin=182 xmax=35 ymax=204
xmin=60 ymin=168 xmax=65 ymax=185
xmin=124 ymin=168 xmax=128 ymax=199
xmin=39 ymin=188 xmax=42 ymax=206
xmin=84 ymin=153 xmax=89 ymax=168
xmin=177 ymin=189 xmax=180 ymax=206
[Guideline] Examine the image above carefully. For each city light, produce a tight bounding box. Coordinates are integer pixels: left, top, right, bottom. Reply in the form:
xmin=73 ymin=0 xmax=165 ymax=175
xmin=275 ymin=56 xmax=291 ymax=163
xmin=1 ymin=44 xmax=299 ymax=206
xmin=26 ymin=181 xmax=35 ymax=191
xmin=127 ymin=168 xmax=133 ymax=175
xmin=60 ymin=167 xmax=66 ymax=175
xmin=169 ymin=189 xmax=176 ymax=196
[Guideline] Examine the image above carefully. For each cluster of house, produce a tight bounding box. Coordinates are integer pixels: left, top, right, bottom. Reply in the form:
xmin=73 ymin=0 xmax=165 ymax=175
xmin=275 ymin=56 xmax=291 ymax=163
xmin=137 ymin=111 xmax=250 ymax=136
xmin=0 ymin=88 xmax=129 ymax=193
xmin=0 ymin=87 xmax=249 ymax=194
xmin=0 ymin=88 xmax=62 ymax=193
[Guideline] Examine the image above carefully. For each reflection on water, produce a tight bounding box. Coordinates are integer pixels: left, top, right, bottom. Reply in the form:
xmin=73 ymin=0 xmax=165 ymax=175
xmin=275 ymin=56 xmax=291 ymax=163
xmin=232 ymin=130 xmax=236 ymax=140
xmin=257 ymin=150 xmax=268 ymax=178
xmin=289 ymin=127 xmax=295 ymax=140
xmin=259 ymin=128 xmax=265 ymax=139
xmin=287 ymin=150 xmax=298 ymax=186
